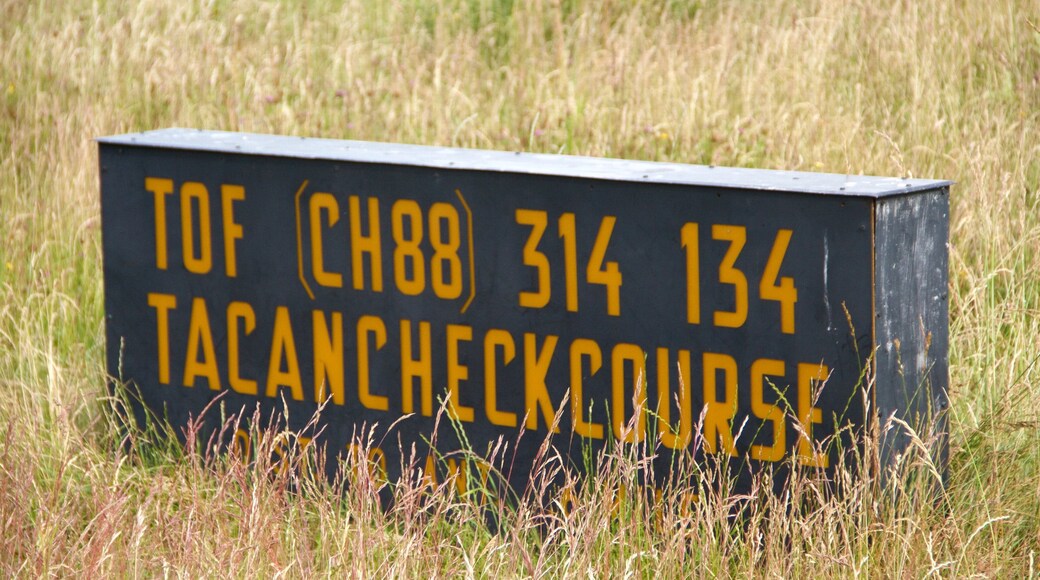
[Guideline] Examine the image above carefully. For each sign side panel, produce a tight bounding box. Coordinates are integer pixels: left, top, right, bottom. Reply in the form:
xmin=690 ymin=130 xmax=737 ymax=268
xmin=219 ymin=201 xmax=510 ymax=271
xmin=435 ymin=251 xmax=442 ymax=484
xmin=874 ymin=188 xmax=951 ymax=479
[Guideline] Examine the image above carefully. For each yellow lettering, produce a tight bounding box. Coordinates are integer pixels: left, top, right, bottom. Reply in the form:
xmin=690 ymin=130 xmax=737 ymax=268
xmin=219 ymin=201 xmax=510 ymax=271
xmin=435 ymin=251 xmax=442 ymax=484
xmin=147 ymin=292 xmax=176 ymax=384
xmin=295 ymin=435 xmax=316 ymax=476
xmin=180 ymin=182 xmax=213 ymax=274
xmin=446 ymin=324 xmax=475 ymax=422
xmin=558 ymin=213 xmax=578 ymax=312
xmin=145 ymin=178 xmax=173 ymax=270
xmin=471 ymin=461 xmax=494 ymax=507
xmin=227 ymin=301 xmax=257 ymax=395
xmin=678 ymin=490 xmax=699 ymax=517
xmin=309 ymin=193 xmax=343 ymax=288
xmin=368 ymin=446 xmax=388 ymax=484
xmin=183 ymin=297 xmax=220 ymax=390
xmin=349 ymin=196 xmax=383 ymax=291
xmin=703 ymin=352 xmax=737 ymax=456
xmin=681 ymin=222 xmax=700 ymax=324
xmin=313 ymin=310 xmax=344 ymax=405
xmin=346 ymin=443 xmax=387 ymax=484
xmin=484 ymin=329 xmax=517 ymax=427
xmin=712 ymin=225 xmax=747 ymax=328
xmin=391 ymin=200 xmax=425 ymax=296
xmin=750 ymin=358 xmax=785 ymax=462
xmin=446 ymin=457 xmax=467 ymax=495
xmin=657 ymin=348 xmax=692 ymax=450
xmin=400 ymin=319 xmax=433 ymax=416
xmin=221 ymin=184 xmax=245 ymax=278
xmin=570 ymin=338 xmax=604 ymax=439
xmin=523 ymin=333 xmax=559 ymax=432
xmin=423 ymin=454 xmax=438 ymax=486
xmin=797 ymin=362 xmax=829 ymax=467
xmin=516 ymin=209 xmax=550 ymax=308
xmin=356 ymin=315 xmax=388 ymax=411
xmin=761 ymin=229 xmax=798 ymax=334
xmin=266 ymin=306 xmax=303 ymax=401
xmin=232 ymin=428 xmax=251 ymax=459
xmin=587 ymin=216 xmax=622 ymax=317
xmin=428 ymin=203 xmax=463 ymax=299
xmin=610 ymin=343 xmax=645 ymax=442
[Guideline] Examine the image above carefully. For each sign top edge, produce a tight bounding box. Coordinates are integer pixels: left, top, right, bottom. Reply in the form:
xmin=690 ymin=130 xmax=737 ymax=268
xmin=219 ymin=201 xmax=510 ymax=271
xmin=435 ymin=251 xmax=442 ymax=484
xmin=97 ymin=128 xmax=952 ymax=198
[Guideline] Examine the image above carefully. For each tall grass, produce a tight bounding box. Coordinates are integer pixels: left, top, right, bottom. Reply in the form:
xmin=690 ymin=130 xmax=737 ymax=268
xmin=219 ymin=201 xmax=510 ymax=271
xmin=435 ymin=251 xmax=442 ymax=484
xmin=2 ymin=0 xmax=1039 ymax=575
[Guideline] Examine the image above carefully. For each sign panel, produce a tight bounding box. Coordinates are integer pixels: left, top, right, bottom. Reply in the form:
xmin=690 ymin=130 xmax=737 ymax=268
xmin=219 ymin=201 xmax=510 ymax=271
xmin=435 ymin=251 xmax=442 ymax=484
xmin=99 ymin=129 xmax=949 ymax=496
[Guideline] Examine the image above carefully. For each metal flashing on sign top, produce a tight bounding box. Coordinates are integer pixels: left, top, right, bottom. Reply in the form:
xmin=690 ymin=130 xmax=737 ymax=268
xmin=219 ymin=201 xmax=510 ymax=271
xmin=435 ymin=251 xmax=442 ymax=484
xmin=98 ymin=128 xmax=951 ymax=199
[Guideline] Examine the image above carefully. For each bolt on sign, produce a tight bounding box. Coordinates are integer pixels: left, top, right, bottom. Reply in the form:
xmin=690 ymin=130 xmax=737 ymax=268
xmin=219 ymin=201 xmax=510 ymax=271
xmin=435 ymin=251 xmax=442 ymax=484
xmin=98 ymin=129 xmax=949 ymax=496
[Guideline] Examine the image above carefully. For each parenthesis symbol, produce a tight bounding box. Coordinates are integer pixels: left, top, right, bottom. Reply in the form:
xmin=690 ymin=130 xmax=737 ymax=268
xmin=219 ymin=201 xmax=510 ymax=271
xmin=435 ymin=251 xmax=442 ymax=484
xmin=294 ymin=180 xmax=316 ymax=300
xmin=455 ymin=188 xmax=476 ymax=314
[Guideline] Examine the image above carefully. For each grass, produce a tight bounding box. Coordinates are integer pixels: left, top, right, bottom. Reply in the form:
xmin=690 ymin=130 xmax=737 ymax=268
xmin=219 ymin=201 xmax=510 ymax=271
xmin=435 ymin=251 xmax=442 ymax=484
xmin=2 ymin=0 xmax=1040 ymax=576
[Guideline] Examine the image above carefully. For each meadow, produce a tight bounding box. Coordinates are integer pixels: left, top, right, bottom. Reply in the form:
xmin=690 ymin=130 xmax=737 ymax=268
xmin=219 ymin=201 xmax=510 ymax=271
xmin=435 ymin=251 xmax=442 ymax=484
xmin=1 ymin=0 xmax=1039 ymax=576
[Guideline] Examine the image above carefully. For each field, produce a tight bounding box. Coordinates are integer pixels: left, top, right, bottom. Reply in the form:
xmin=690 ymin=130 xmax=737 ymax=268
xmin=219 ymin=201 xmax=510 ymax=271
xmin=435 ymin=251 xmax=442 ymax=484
xmin=2 ymin=0 xmax=1040 ymax=576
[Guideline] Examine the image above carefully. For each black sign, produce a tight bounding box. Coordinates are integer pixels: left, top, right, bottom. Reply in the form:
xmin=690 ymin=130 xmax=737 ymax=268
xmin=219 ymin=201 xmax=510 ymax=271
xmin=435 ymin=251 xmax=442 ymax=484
xmin=99 ymin=129 xmax=949 ymax=496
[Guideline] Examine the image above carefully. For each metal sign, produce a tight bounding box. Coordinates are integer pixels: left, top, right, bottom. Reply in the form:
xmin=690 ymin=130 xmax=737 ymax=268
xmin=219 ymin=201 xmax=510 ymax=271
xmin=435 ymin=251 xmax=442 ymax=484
xmin=98 ymin=129 xmax=949 ymax=495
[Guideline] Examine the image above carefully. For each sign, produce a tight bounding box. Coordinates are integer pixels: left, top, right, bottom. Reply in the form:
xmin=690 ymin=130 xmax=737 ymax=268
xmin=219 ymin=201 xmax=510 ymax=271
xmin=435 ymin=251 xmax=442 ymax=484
xmin=98 ymin=129 xmax=949 ymax=496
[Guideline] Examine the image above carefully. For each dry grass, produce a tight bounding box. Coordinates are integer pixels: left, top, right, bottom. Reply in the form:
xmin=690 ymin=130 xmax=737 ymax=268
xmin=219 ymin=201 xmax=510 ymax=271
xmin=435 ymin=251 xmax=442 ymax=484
xmin=1 ymin=0 xmax=1039 ymax=576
